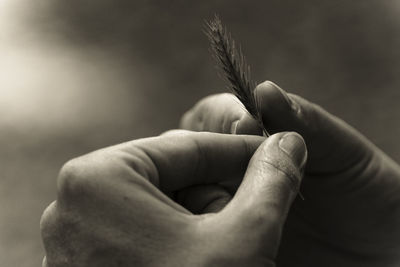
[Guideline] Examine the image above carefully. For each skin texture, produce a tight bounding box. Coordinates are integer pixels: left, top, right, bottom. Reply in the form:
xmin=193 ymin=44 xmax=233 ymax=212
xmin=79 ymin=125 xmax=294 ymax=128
xmin=40 ymin=131 xmax=307 ymax=267
xmin=180 ymin=81 xmax=400 ymax=267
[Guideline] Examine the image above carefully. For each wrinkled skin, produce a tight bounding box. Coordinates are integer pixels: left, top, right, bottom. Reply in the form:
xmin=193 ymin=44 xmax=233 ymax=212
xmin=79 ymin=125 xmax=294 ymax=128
xmin=180 ymin=81 xmax=400 ymax=267
xmin=40 ymin=130 xmax=308 ymax=267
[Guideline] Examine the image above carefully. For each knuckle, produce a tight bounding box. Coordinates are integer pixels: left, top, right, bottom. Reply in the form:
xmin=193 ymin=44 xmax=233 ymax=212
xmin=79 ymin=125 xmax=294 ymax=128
xmin=179 ymin=109 xmax=195 ymax=129
xmin=203 ymin=92 xmax=234 ymax=101
xmin=180 ymin=105 xmax=205 ymax=131
xmin=58 ymin=159 xmax=81 ymax=199
xmin=40 ymin=202 xmax=66 ymax=261
xmin=201 ymin=93 xmax=237 ymax=109
xmin=221 ymin=116 xmax=237 ymax=134
xmin=161 ymin=129 xmax=191 ymax=136
xmin=57 ymin=157 xmax=94 ymax=203
xmin=40 ymin=200 xmax=82 ymax=267
xmin=40 ymin=201 xmax=58 ymax=234
xmin=183 ymin=94 xmax=232 ymax=131
xmin=219 ymin=92 xmax=236 ymax=100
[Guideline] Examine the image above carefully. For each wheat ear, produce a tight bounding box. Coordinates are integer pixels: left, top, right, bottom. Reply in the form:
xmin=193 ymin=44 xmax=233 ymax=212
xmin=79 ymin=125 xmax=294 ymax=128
xmin=204 ymin=15 xmax=269 ymax=136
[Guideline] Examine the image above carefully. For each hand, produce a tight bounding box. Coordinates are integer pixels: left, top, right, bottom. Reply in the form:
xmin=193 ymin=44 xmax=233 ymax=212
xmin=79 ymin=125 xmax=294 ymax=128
xmin=180 ymin=81 xmax=400 ymax=266
xmin=40 ymin=131 xmax=307 ymax=267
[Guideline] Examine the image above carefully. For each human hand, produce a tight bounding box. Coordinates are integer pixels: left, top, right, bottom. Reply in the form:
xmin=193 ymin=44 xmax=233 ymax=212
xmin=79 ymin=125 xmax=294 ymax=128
xmin=180 ymin=81 xmax=400 ymax=266
xmin=40 ymin=131 xmax=307 ymax=267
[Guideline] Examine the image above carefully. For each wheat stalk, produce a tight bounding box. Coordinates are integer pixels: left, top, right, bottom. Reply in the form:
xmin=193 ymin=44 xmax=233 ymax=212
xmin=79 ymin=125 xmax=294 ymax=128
xmin=204 ymin=15 xmax=269 ymax=136
xmin=204 ymin=16 xmax=305 ymax=199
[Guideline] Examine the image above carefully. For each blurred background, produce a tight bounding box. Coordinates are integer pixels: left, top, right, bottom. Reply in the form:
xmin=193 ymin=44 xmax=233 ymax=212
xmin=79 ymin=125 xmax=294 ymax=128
xmin=1 ymin=0 xmax=400 ymax=266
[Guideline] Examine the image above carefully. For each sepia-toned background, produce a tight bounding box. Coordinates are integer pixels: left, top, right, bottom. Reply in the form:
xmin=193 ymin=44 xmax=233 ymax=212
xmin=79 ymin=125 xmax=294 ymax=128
xmin=1 ymin=1 xmax=400 ymax=266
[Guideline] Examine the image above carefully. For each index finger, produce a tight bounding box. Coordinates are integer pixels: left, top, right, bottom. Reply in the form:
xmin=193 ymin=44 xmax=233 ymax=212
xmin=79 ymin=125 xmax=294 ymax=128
xmin=121 ymin=132 xmax=265 ymax=192
xmin=180 ymin=93 xmax=262 ymax=135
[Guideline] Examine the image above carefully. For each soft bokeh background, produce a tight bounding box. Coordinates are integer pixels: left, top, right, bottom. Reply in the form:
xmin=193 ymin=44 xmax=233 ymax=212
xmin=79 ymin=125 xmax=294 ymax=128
xmin=1 ymin=0 xmax=400 ymax=266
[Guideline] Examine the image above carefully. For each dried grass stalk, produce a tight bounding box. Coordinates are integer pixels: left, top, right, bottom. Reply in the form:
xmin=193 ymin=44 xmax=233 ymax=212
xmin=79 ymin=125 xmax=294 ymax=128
xmin=204 ymin=15 xmax=269 ymax=136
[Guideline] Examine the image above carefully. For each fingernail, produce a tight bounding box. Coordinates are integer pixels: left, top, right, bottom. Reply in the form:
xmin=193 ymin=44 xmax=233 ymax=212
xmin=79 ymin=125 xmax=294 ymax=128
xmin=279 ymin=132 xmax=307 ymax=169
xmin=230 ymin=120 xmax=239 ymax=134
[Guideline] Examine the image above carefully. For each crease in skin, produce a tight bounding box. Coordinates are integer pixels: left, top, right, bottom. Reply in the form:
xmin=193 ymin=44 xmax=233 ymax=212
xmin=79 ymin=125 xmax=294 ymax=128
xmin=178 ymin=186 xmax=232 ymax=214
xmin=116 ymin=147 xmax=193 ymax=215
xmin=203 ymin=196 xmax=231 ymax=213
xmin=201 ymin=186 xmax=232 ymax=213
xmin=230 ymin=120 xmax=240 ymax=134
xmin=257 ymin=159 xmax=302 ymax=195
xmin=226 ymin=95 xmax=263 ymax=135
xmin=118 ymin=148 xmax=160 ymax=188
xmin=189 ymin=137 xmax=210 ymax=185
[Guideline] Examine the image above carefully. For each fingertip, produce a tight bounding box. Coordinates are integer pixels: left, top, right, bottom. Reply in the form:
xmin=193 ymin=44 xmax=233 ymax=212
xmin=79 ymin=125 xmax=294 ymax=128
xmin=255 ymin=80 xmax=280 ymax=90
xmin=241 ymin=131 xmax=306 ymax=200
xmin=220 ymin=132 xmax=304 ymax=245
xmin=260 ymin=131 xmax=307 ymax=169
xmin=278 ymin=132 xmax=307 ymax=172
xmin=253 ymin=81 xmax=304 ymax=135
xmin=254 ymin=81 xmax=293 ymax=113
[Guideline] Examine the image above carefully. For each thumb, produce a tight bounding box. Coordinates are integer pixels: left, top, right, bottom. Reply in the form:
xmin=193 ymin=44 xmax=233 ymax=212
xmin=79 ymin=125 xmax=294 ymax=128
xmin=221 ymin=132 xmax=307 ymax=257
xmin=254 ymin=81 xmax=370 ymax=173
